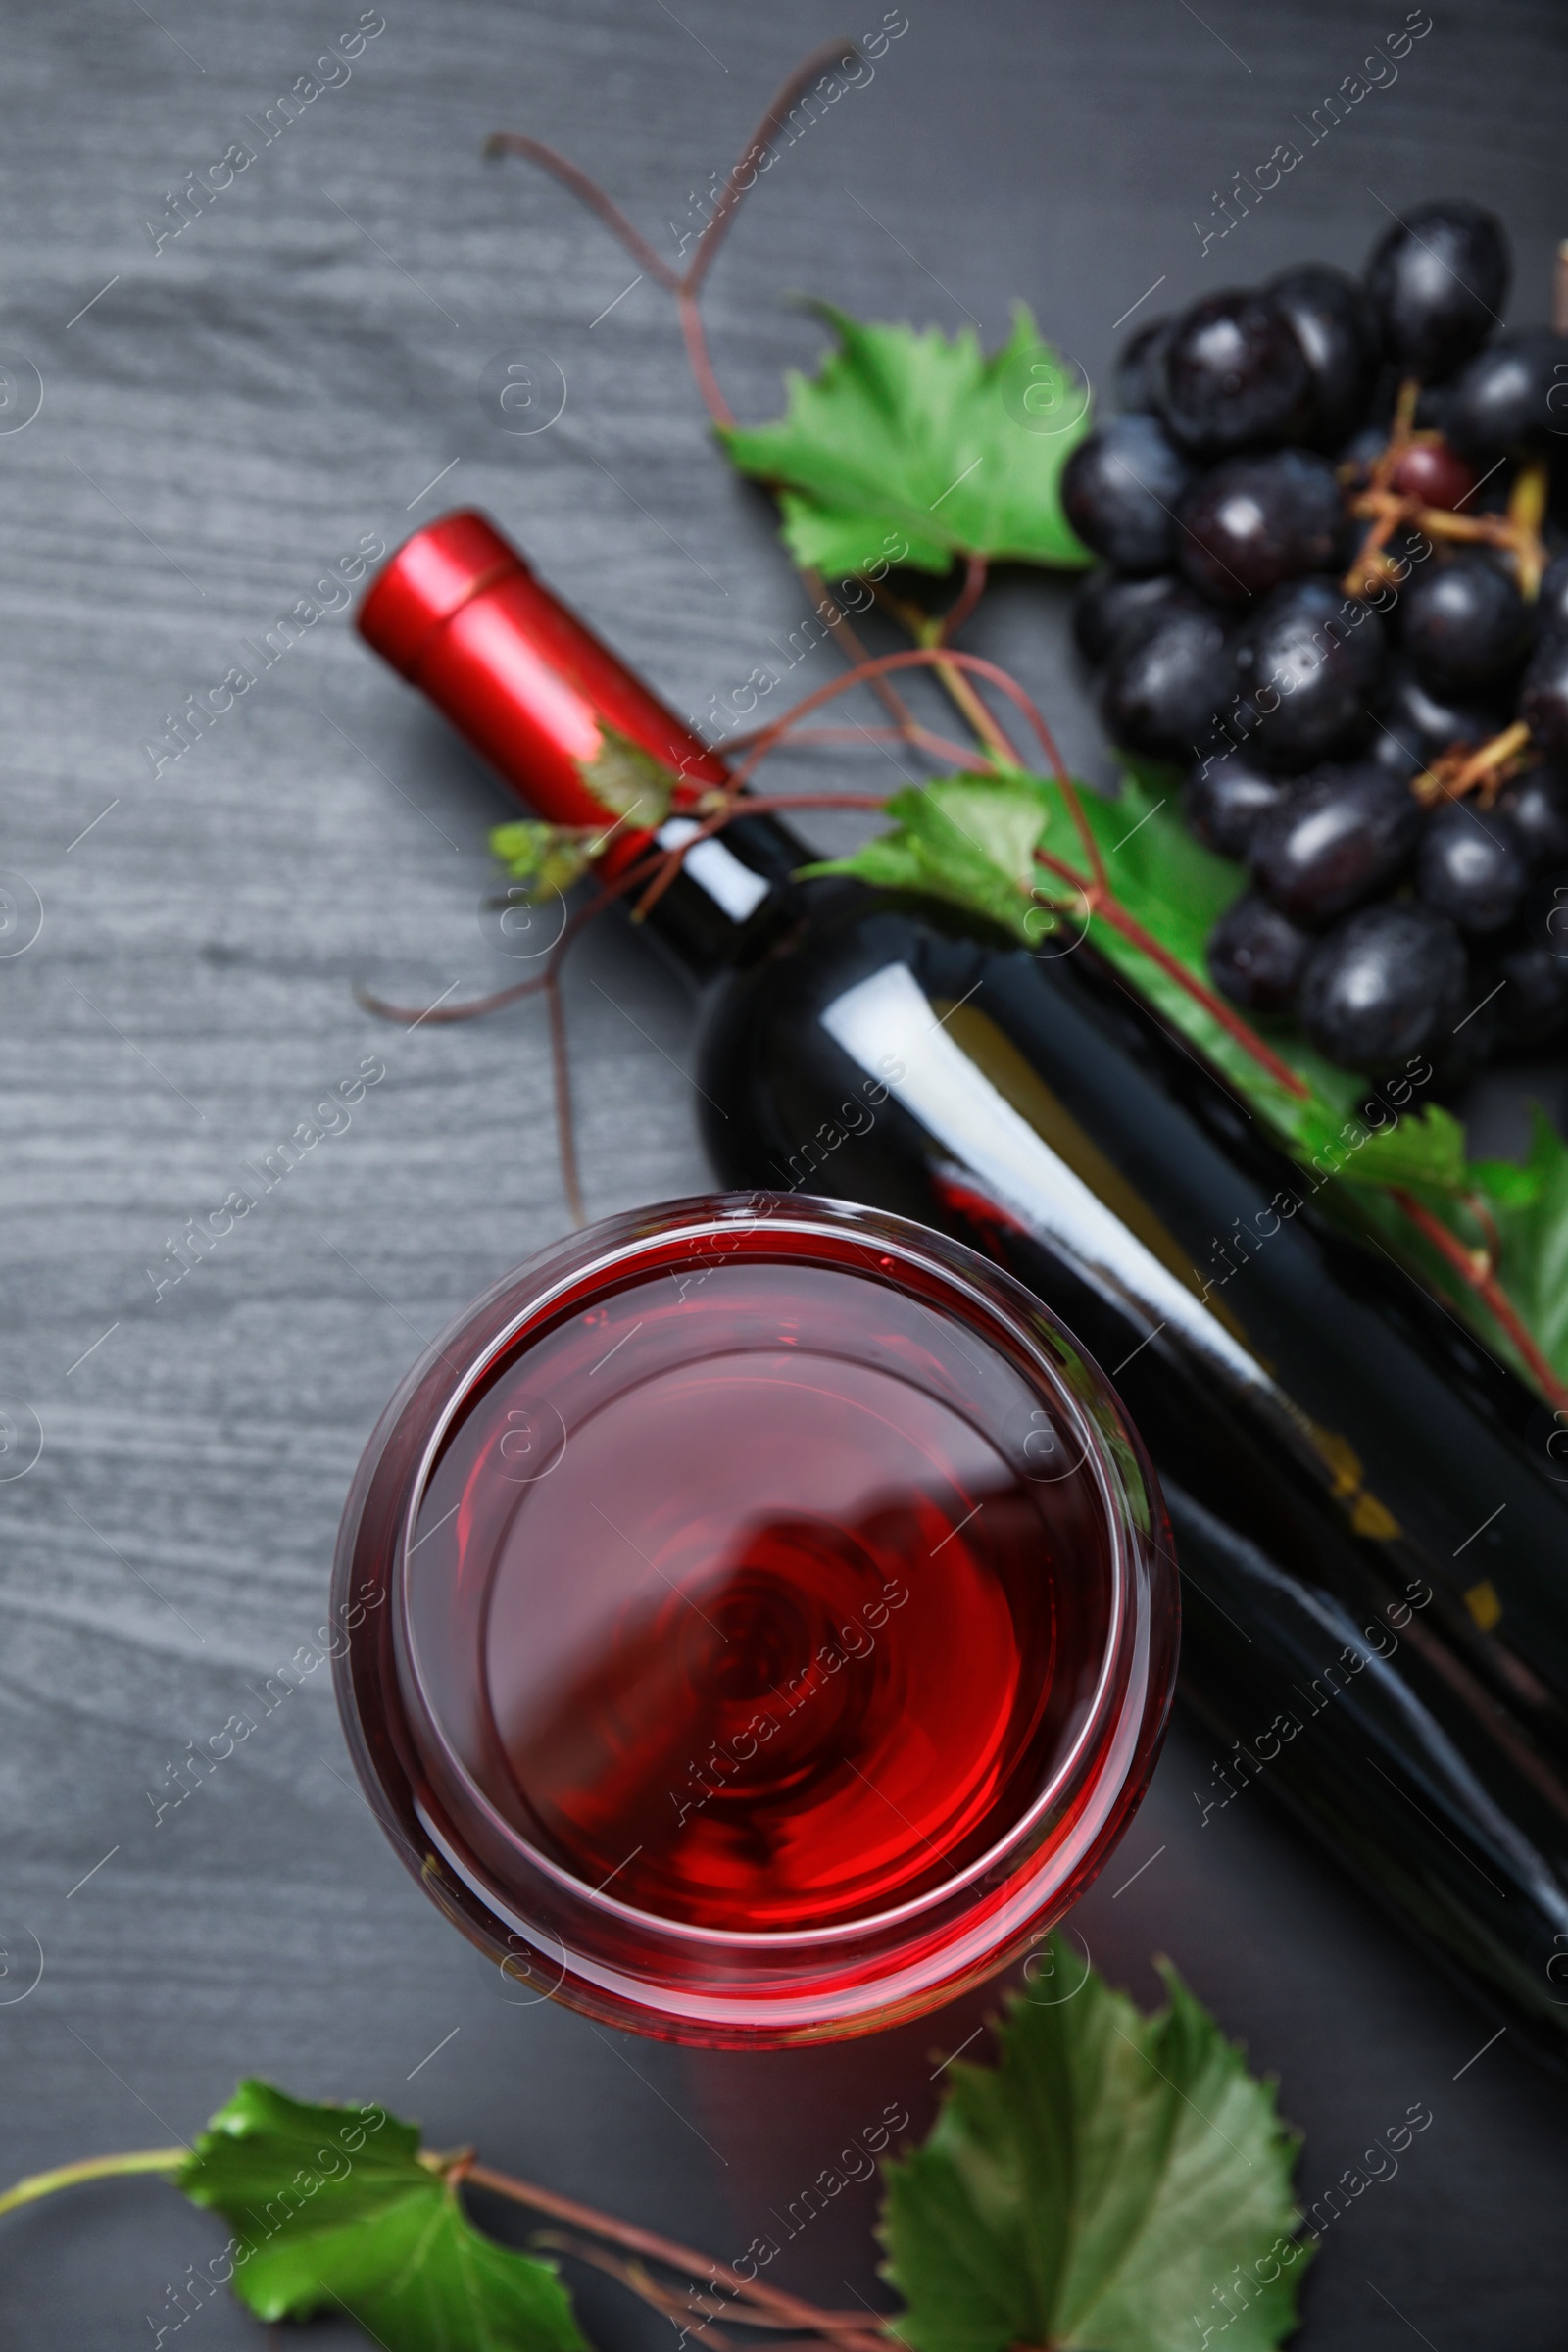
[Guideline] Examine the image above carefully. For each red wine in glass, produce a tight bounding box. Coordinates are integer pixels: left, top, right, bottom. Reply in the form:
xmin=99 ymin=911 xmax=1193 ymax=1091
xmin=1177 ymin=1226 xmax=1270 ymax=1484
xmin=334 ymin=1196 xmax=1176 ymax=2045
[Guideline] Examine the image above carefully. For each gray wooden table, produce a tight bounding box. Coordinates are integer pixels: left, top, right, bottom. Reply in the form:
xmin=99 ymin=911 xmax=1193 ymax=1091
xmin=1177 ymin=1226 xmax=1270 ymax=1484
xmin=3 ymin=2 xmax=1566 ymax=2343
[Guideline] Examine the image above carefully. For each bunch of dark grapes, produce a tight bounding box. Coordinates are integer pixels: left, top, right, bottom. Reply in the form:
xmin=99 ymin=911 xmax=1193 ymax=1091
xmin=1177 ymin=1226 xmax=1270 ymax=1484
xmin=1065 ymin=201 xmax=1568 ymax=1077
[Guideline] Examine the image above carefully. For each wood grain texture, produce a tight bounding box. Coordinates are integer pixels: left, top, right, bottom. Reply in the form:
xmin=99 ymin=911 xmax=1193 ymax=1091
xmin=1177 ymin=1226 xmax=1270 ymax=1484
xmin=1 ymin=2 xmax=1566 ymax=2344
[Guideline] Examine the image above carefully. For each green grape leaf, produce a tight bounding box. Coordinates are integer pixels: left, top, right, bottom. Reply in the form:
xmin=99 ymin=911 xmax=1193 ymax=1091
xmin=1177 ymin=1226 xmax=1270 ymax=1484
xmin=1292 ymin=1099 xmax=1470 ymax=1193
xmin=1470 ymin=1154 xmax=1544 ymax=1209
xmin=802 ymin=774 xmax=1060 ymax=942
xmin=1474 ymin=1108 xmax=1568 ymax=1377
xmin=578 ymin=725 xmax=675 ymax=831
xmin=880 ymin=1940 xmax=1310 ymax=2352
xmin=718 ymin=307 xmax=1093 ymax=576
xmin=177 ymin=2080 xmax=588 ymax=2352
xmin=490 ymin=818 xmax=603 ymax=898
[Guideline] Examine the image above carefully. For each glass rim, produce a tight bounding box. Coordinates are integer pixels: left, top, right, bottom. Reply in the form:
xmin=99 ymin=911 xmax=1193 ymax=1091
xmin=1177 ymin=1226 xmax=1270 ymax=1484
xmin=332 ymin=1190 xmax=1178 ymax=2037
xmin=393 ymin=1198 xmax=1134 ymax=1947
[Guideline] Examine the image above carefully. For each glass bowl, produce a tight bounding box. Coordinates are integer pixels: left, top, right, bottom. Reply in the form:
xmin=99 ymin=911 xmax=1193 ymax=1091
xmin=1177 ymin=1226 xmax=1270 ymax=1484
xmin=331 ymin=1192 xmax=1177 ymax=2046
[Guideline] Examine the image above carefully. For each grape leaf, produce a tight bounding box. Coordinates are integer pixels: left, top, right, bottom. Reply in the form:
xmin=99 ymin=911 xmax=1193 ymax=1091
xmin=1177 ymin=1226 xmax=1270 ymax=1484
xmin=177 ymin=2079 xmax=588 ymax=2352
xmin=880 ymin=1941 xmax=1309 ymax=2352
xmin=1475 ymin=1108 xmax=1568 ymax=1376
xmin=718 ymin=307 xmax=1093 ymax=576
xmin=802 ymin=774 xmax=1061 ymax=942
xmin=491 ymin=819 xmax=603 ymax=897
xmin=578 ymin=725 xmax=675 ymax=831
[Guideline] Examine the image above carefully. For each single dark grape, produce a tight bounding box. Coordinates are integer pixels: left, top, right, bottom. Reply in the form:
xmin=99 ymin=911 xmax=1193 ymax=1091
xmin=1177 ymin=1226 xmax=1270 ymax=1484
xmin=1517 ymin=637 xmax=1568 ymax=762
xmin=1388 ymin=437 xmax=1479 ymax=511
xmin=1268 ymin=264 xmax=1379 ymax=450
xmin=1249 ymin=761 xmax=1423 ymax=924
xmin=1115 ymin=317 xmax=1171 ymax=415
xmin=1233 ymin=577 xmax=1387 ymax=771
xmin=1385 ymin=517 xmax=1447 ymax=575
xmin=1176 ymin=450 xmax=1344 ymax=606
xmin=1207 ymin=892 xmax=1313 ymax=1011
xmin=1366 ymin=714 xmax=1428 ymax=782
xmin=1377 ymin=660 xmax=1496 ymax=759
xmin=1300 ymin=902 xmax=1468 ymax=1072
xmin=1495 ymin=764 xmax=1568 ymax=869
xmin=1183 ymin=750 xmax=1293 ymax=859
xmin=1161 ymin=289 xmax=1313 ymax=456
xmin=1415 ymin=799 xmax=1530 ymax=934
xmin=1446 ymin=330 xmax=1568 ymax=458
xmin=1398 ymin=553 xmax=1534 ymax=692
xmin=1413 ymin=380 xmax=1456 ymax=433
xmin=1340 ymin=421 xmax=1390 ymax=476
xmin=1494 ymin=871 xmax=1568 ymax=1050
xmin=1100 ymin=606 xmax=1232 ymax=762
xmin=1364 ymin=199 xmax=1510 ymax=380
xmin=1071 ymin=569 xmax=1194 ymax=666
xmin=1060 ymin=416 xmax=1194 ymax=574
xmin=1536 ymin=552 xmax=1568 ymax=645
xmin=1495 ymin=940 xmax=1568 ymax=1052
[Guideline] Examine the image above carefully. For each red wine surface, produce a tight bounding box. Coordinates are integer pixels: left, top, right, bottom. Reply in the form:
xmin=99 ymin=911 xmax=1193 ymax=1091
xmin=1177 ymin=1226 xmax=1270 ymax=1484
xmin=404 ymin=1252 xmax=1113 ymax=1934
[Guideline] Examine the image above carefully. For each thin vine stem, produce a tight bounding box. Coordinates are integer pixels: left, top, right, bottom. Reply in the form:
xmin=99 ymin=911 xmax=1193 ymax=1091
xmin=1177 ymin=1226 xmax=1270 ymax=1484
xmin=678 ymin=288 xmax=736 ymax=432
xmin=939 ymin=553 xmax=989 ymax=645
xmin=725 ymin=646 xmax=1070 ymax=789
xmin=461 ymin=2160 xmax=889 ymax=2352
xmin=1076 ymin=878 xmax=1312 ymax=1102
xmin=548 ymin=964 xmax=586 ymax=1225
xmin=486 ymin=46 xmax=979 ymax=771
xmin=357 ymin=850 xmax=674 ymax=1028
xmin=681 ymin=40 xmax=865 ymax=300
xmin=715 ymin=719 xmax=979 ymax=766
xmin=487 ymin=49 xmax=980 ymax=768
xmin=530 ymin=2229 xmax=876 ymax=2348
xmin=482 ymin=133 xmax=679 ymax=290
xmin=489 ymin=39 xmax=866 ymax=436
xmin=0 ymin=2147 xmax=183 ymax=2218
xmin=865 ymin=577 xmax=1013 ymax=760
xmin=719 ymin=642 xmax=1103 ymax=895
xmin=1390 ymin=1189 xmax=1568 ymax=1412
xmin=797 ymin=567 xmax=924 ymax=745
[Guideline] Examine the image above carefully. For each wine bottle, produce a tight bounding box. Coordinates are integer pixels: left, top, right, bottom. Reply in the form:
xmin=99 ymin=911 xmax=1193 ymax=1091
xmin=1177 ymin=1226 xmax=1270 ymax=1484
xmin=359 ymin=511 xmax=1568 ymax=2065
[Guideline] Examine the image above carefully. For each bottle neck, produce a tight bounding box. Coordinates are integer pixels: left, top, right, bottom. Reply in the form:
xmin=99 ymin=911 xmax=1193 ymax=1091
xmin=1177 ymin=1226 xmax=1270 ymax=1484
xmin=355 ymin=509 xmax=807 ymax=978
xmin=636 ymin=808 xmax=808 ymax=980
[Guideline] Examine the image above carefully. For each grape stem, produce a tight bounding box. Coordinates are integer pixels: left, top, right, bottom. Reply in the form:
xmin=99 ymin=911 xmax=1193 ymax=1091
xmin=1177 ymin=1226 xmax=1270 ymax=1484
xmin=940 ymin=553 xmax=990 ymax=644
xmin=1026 ymin=848 xmax=1311 ymax=1100
xmin=0 ymin=2146 xmax=183 ymax=2217
xmin=485 ymin=35 xmax=859 ymax=434
xmin=1342 ymin=375 xmax=1422 ymax=595
xmin=1413 ymin=718 xmax=1532 ymax=808
xmin=458 ymin=2160 xmax=890 ymax=2352
xmin=486 ymin=51 xmax=934 ymax=754
xmin=1344 ymin=378 xmax=1548 ymax=601
xmin=797 ymin=566 xmax=924 ymax=742
xmin=867 ymin=570 xmax=1013 ymax=757
xmin=1389 ymin=1189 xmax=1568 ymax=1411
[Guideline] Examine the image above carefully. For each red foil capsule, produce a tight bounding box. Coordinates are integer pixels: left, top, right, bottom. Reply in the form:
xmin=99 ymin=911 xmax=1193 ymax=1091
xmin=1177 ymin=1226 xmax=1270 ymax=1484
xmin=356 ymin=510 xmax=728 ymax=876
